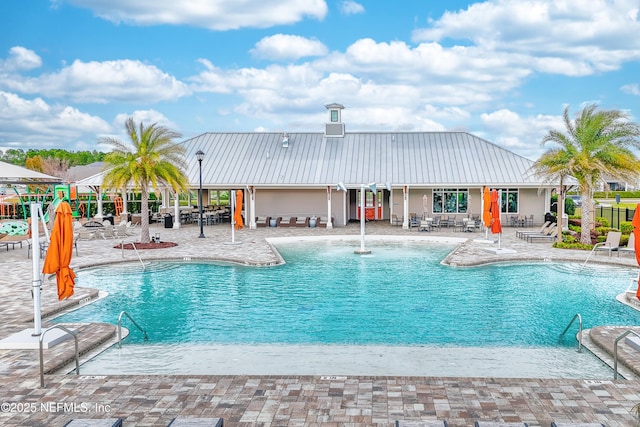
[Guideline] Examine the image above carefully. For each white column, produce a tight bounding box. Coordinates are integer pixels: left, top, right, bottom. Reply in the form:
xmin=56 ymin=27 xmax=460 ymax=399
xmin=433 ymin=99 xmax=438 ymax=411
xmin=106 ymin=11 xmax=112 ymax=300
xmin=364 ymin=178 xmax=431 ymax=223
xmin=389 ymin=188 xmax=393 ymax=224
xmin=95 ymin=188 xmax=104 ymax=219
xmin=173 ymin=192 xmax=181 ymax=229
xmin=249 ymin=186 xmax=257 ymax=229
xmin=326 ymin=186 xmax=334 ymax=229
xmin=403 ymin=185 xmax=409 ymax=229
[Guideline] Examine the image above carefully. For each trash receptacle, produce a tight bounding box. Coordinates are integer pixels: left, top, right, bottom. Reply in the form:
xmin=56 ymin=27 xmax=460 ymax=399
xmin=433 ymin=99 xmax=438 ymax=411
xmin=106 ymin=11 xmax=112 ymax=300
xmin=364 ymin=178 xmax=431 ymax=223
xmin=164 ymin=213 xmax=173 ymax=228
xmin=544 ymin=212 xmax=555 ymax=223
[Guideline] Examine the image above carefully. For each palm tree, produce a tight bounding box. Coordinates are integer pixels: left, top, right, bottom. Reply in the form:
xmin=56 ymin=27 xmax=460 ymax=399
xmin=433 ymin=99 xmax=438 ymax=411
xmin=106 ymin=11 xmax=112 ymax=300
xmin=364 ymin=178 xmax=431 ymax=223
xmin=533 ymin=104 xmax=640 ymax=245
xmin=99 ymin=118 xmax=189 ymax=244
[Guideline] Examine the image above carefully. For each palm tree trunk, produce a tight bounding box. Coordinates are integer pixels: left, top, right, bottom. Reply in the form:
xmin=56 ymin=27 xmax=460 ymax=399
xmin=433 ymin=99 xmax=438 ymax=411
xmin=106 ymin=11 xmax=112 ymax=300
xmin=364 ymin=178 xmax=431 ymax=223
xmin=140 ymin=184 xmax=150 ymax=244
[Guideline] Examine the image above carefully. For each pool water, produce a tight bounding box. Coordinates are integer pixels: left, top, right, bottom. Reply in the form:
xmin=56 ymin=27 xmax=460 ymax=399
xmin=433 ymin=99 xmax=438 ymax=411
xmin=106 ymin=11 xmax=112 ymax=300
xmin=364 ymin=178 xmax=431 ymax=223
xmin=55 ymin=240 xmax=640 ymax=377
xmin=57 ymin=241 xmax=639 ymax=346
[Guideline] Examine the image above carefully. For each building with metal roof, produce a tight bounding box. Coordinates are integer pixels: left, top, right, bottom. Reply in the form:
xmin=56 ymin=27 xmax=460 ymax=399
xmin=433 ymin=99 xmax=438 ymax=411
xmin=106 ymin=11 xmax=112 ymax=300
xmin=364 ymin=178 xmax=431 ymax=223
xmin=177 ymin=104 xmax=553 ymax=229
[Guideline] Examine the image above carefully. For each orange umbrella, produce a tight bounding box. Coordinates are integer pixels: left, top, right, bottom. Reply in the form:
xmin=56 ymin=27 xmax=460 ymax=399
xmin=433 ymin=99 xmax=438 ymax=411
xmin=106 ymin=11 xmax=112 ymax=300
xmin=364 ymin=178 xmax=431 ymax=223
xmin=490 ymin=189 xmax=502 ymax=234
xmin=482 ymin=187 xmax=492 ymax=228
xmin=234 ymin=190 xmax=244 ymax=230
xmin=43 ymin=201 xmax=76 ymax=300
xmin=632 ymin=204 xmax=640 ymax=300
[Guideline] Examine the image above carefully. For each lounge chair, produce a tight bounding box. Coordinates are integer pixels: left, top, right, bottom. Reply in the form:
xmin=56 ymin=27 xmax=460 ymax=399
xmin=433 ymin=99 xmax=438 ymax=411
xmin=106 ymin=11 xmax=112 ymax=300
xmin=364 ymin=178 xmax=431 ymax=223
xmin=167 ymin=418 xmax=223 ymax=426
xmin=317 ymin=216 xmax=330 ymax=228
xmin=526 ymin=225 xmax=558 ymax=243
xmin=396 ymin=421 xmax=448 ymax=427
xmin=64 ymin=418 xmax=123 ymax=427
xmin=293 ymin=216 xmax=309 ymax=227
xmin=516 ymin=221 xmax=551 ymax=239
xmin=255 ymin=216 xmax=270 ymax=227
xmin=475 ymin=422 xmax=528 ymax=427
xmin=618 ymin=233 xmax=635 ymax=257
xmin=100 ymin=226 xmax=116 ymax=239
xmin=550 ymin=423 xmax=605 ymax=427
xmin=594 ymin=231 xmax=621 ymax=256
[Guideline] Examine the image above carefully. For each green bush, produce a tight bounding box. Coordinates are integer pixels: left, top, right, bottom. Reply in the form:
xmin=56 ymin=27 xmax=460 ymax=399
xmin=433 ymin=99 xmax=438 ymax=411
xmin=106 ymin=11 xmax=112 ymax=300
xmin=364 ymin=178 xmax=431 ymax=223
xmin=593 ymin=190 xmax=640 ymax=198
xmin=552 ymin=241 xmax=593 ymax=250
xmin=596 ymin=216 xmax=610 ymax=227
xmin=620 ymin=221 xmax=634 ymax=234
xmin=621 ymin=234 xmax=630 ymax=246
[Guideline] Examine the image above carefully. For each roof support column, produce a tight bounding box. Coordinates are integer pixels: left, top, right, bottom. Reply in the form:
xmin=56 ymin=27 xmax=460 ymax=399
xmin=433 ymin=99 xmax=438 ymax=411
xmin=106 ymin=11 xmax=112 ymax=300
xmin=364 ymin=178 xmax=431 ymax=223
xmin=403 ymin=185 xmax=409 ymax=230
xmin=172 ymin=191 xmax=181 ymax=229
xmin=248 ymin=186 xmax=256 ymax=229
xmin=95 ymin=189 xmax=104 ymax=219
xmin=326 ymin=186 xmax=333 ymax=229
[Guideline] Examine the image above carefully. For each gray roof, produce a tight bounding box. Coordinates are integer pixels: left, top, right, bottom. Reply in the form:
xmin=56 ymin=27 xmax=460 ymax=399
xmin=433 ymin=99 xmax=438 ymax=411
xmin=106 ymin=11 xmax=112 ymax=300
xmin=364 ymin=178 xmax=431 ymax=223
xmin=181 ymin=132 xmax=541 ymax=188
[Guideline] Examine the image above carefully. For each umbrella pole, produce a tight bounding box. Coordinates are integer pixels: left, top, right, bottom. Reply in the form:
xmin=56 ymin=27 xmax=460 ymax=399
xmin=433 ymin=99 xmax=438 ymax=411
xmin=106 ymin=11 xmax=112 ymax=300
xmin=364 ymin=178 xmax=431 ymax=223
xmin=30 ymin=203 xmax=42 ymax=336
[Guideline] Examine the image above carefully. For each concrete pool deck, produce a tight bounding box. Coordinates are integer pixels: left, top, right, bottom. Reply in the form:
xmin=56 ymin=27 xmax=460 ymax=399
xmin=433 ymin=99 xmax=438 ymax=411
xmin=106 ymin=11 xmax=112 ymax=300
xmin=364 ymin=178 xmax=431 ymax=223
xmin=1 ymin=220 xmax=640 ymax=426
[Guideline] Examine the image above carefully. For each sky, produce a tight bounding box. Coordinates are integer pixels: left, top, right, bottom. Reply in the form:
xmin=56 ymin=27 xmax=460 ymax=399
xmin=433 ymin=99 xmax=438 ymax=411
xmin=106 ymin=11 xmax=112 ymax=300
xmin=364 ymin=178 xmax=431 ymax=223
xmin=2 ymin=0 xmax=640 ymax=161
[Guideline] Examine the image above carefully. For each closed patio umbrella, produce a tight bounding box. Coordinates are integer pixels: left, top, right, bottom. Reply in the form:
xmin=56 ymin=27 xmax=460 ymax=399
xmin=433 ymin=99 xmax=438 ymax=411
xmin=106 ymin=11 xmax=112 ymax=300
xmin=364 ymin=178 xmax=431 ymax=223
xmin=43 ymin=200 xmax=76 ymax=300
xmin=632 ymin=204 xmax=640 ymax=300
xmin=482 ymin=187 xmax=491 ymax=228
xmin=490 ymin=189 xmax=502 ymax=234
xmin=234 ymin=189 xmax=244 ymax=230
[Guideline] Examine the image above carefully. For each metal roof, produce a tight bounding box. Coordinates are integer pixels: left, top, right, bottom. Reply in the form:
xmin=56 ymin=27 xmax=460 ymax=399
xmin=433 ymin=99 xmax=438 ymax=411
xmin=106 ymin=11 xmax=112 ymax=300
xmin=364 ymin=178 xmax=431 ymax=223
xmin=180 ymin=132 xmax=541 ymax=188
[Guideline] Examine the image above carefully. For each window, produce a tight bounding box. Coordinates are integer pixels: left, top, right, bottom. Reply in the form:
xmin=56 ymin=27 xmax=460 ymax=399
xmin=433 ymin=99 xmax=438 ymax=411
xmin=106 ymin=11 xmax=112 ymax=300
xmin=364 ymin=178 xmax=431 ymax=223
xmin=432 ymin=189 xmax=468 ymax=214
xmin=330 ymin=110 xmax=339 ymax=122
xmin=499 ymin=188 xmax=518 ymax=213
xmin=209 ymin=190 xmax=230 ymax=206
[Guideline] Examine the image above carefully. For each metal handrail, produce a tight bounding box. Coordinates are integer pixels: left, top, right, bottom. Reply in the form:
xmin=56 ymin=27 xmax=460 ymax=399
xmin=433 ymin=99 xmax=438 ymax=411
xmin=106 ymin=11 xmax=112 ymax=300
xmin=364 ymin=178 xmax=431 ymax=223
xmin=614 ymin=329 xmax=640 ymax=379
xmin=39 ymin=325 xmax=79 ymax=388
xmin=117 ymin=310 xmax=148 ymax=348
xmin=121 ymin=240 xmax=145 ymax=270
xmin=559 ymin=313 xmax=582 ymax=353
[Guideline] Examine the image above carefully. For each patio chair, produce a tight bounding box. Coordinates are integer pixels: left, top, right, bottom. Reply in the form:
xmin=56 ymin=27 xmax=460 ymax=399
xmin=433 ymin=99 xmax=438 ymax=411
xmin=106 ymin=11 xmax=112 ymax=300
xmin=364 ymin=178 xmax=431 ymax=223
xmin=391 ymin=214 xmax=402 ymax=226
xmin=64 ymin=418 xmax=123 ymax=427
xmin=618 ymin=233 xmax=635 ymax=257
xmin=255 ymin=216 xmax=270 ymax=227
xmin=396 ymin=420 xmax=448 ymax=427
xmin=293 ymin=216 xmax=309 ymax=227
xmin=594 ymin=231 xmax=621 ymax=256
xmin=550 ymin=423 xmax=605 ymax=427
xmin=167 ymin=418 xmax=223 ymax=426
xmin=419 ymin=219 xmax=432 ymax=232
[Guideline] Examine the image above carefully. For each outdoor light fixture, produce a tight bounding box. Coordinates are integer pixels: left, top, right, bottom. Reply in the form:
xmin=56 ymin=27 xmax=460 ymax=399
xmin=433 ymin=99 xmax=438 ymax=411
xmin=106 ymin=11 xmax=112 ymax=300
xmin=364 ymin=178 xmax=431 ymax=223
xmin=196 ymin=150 xmax=205 ymax=238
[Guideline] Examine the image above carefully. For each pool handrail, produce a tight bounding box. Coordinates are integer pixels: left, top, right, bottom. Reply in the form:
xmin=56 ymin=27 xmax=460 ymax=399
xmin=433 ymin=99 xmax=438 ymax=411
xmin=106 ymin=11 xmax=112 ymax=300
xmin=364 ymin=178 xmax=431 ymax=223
xmin=614 ymin=328 xmax=640 ymax=379
xmin=117 ymin=310 xmax=149 ymax=348
xmin=558 ymin=313 xmax=582 ymax=353
xmin=120 ymin=240 xmax=145 ymax=270
xmin=39 ymin=325 xmax=79 ymax=387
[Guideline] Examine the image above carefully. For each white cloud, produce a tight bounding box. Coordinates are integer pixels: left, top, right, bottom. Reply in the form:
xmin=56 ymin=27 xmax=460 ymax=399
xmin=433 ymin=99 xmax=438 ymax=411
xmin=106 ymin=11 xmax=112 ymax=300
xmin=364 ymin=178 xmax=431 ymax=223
xmin=0 ymin=91 xmax=112 ymax=149
xmin=61 ymin=0 xmax=328 ymax=30
xmin=0 ymin=47 xmax=42 ymax=73
xmin=2 ymin=59 xmax=190 ymax=103
xmin=621 ymin=83 xmax=640 ymax=96
xmin=480 ymin=108 xmax=564 ymax=158
xmin=112 ymin=110 xmax=179 ymax=132
xmin=338 ymin=0 xmax=365 ymax=15
xmin=412 ymin=0 xmax=640 ymax=76
xmin=251 ymin=35 xmax=328 ymax=61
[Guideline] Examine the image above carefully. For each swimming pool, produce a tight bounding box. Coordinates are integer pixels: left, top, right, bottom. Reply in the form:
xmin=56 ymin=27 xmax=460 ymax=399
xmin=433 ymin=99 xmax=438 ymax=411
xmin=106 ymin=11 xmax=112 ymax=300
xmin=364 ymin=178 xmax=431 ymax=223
xmin=56 ymin=240 xmax=640 ymax=377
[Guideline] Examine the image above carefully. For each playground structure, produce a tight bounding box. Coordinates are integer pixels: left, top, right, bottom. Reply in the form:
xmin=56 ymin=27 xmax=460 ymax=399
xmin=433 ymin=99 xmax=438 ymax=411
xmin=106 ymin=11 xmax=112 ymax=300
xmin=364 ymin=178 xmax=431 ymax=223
xmin=0 ymin=184 xmax=102 ymax=222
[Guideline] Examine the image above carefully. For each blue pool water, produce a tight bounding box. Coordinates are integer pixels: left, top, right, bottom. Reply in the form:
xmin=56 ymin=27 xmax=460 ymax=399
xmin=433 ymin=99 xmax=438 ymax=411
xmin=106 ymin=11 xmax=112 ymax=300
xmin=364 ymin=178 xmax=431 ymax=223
xmin=56 ymin=240 xmax=639 ymax=347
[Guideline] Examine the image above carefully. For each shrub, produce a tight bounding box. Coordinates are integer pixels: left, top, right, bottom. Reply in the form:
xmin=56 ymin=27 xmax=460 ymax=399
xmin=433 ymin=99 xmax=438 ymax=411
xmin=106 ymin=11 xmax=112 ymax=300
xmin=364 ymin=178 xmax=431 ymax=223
xmin=552 ymin=241 xmax=593 ymax=250
xmin=620 ymin=221 xmax=633 ymax=234
xmin=596 ymin=216 xmax=610 ymax=227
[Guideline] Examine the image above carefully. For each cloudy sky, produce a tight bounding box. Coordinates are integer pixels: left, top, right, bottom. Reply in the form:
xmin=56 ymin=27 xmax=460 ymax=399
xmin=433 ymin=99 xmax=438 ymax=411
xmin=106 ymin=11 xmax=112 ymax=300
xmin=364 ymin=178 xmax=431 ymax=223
xmin=2 ymin=0 xmax=640 ymax=160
